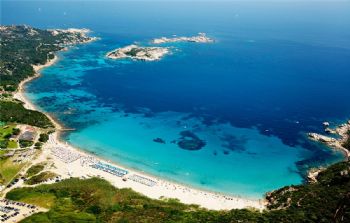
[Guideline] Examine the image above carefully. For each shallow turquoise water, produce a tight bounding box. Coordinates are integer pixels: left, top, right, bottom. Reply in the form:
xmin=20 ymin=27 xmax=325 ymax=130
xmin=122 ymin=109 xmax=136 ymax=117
xmin=66 ymin=111 xmax=309 ymax=198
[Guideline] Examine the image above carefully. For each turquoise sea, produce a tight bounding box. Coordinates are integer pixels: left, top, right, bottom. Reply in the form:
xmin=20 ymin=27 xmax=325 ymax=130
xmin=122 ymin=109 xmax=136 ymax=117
xmin=2 ymin=1 xmax=350 ymax=198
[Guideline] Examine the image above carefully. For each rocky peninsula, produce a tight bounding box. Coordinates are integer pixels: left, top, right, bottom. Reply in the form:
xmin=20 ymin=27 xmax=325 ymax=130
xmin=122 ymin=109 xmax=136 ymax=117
xmin=48 ymin=28 xmax=98 ymax=45
xmin=307 ymin=120 xmax=350 ymax=182
xmin=152 ymin=33 xmax=214 ymax=44
xmin=106 ymin=45 xmax=169 ymax=61
xmin=308 ymin=120 xmax=350 ymax=158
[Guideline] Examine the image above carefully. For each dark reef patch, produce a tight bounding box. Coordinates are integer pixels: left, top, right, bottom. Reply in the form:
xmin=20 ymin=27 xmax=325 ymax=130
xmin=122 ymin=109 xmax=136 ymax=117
xmin=153 ymin=138 xmax=166 ymax=144
xmin=177 ymin=130 xmax=206 ymax=151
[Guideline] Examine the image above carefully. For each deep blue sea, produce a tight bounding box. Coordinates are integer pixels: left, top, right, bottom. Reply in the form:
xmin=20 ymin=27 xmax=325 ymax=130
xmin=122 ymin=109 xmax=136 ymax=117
xmin=2 ymin=1 xmax=350 ymax=198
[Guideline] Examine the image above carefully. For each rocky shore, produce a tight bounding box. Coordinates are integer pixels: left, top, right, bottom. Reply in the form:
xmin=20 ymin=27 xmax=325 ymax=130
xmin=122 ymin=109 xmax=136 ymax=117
xmin=308 ymin=120 xmax=350 ymax=158
xmin=307 ymin=120 xmax=350 ymax=181
xmin=48 ymin=28 xmax=99 ymax=45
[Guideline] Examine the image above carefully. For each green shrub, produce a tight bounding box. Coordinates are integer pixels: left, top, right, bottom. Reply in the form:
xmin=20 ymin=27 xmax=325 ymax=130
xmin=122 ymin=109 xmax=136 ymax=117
xmin=12 ymin=128 xmax=20 ymax=135
xmin=26 ymin=164 xmax=45 ymax=177
xmin=26 ymin=171 xmax=57 ymax=185
xmin=19 ymin=139 xmax=33 ymax=148
xmin=0 ymin=101 xmax=53 ymax=128
xmin=38 ymin=133 xmax=49 ymax=143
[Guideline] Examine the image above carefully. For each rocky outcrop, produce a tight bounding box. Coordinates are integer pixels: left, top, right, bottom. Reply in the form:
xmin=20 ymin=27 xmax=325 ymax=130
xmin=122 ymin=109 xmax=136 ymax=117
xmin=106 ymin=45 xmax=169 ymax=61
xmin=152 ymin=33 xmax=214 ymax=44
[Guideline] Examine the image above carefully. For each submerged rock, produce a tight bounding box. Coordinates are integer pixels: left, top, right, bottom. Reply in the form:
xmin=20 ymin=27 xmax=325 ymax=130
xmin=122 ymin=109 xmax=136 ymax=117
xmin=220 ymin=135 xmax=247 ymax=152
xmin=153 ymin=138 xmax=166 ymax=144
xmin=177 ymin=130 xmax=206 ymax=151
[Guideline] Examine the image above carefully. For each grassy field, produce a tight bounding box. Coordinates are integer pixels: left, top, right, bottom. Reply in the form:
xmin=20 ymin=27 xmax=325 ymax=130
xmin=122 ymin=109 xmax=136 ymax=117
xmin=25 ymin=171 xmax=57 ymax=185
xmin=7 ymin=140 xmax=18 ymax=148
xmin=0 ymin=124 xmax=18 ymax=149
xmin=0 ymin=150 xmax=6 ymax=156
xmin=15 ymin=192 xmax=56 ymax=209
xmin=26 ymin=163 xmax=46 ymax=178
xmin=0 ymin=155 xmax=25 ymax=185
xmin=0 ymin=124 xmax=15 ymax=140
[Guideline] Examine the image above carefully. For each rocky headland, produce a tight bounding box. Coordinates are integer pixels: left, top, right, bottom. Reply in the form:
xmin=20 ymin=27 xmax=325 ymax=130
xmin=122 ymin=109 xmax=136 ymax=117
xmin=308 ymin=120 xmax=350 ymax=158
xmin=48 ymin=28 xmax=98 ymax=45
xmin=307 ymin=120 xmax=350 ymax=181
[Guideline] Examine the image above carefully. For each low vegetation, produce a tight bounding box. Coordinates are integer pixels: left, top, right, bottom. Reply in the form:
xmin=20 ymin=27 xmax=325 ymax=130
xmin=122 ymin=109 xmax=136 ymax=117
xmin=38 ymin=133 xmax=49 ymax=143
xmin=34 ymin=142 xmax=43 ymax=149
xmin=0 ymin=152 xmax=25 ymax=185
xmin=25 ymin=171 xmax=57 ymax=185
xmin=0 ymin=25 xmax=88 ymax=133
xmin=0 ymin=101 xmax=53 ymax=128
xmin=0 ymin=124 xmax=18 ymax=149
xmin=1 ymin=25 xmax=65 ymax=91
xmin=6 ymin=161 xmax=350 ymax=222
xmin=19 ymin=139 xmax=34 ymax=148
xmin=266 ymin=160 xmax=350 ymax=222
xmin=26 ymin=163 xmax=46 ymax=178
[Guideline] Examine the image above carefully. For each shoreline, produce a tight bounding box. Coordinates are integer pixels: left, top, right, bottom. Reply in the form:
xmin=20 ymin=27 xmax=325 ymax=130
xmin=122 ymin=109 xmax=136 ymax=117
xmin=308 ymin=122 xmax=350 ymax=159
xmin=14 ymin=55 xmax=59 ymax=111
xmin=307 ymin=121 xmax=350 ymax=182
xmin=14 ymin=54 xmax=265 ymax=210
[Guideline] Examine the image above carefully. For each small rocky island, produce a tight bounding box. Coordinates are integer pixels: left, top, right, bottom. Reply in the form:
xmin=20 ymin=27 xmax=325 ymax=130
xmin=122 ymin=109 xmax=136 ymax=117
xmin=152 ymin=33 xmax=214 ymax=44
xmin=106 ymin=45 xmax=169 ymax=61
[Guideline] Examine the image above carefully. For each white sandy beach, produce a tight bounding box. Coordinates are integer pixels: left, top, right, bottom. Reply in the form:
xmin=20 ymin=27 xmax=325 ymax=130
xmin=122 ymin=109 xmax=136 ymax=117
xmin=13 ymin=55 xmax=59 ymax=111
xmin=12 ymin=54 xmax=266 ymax=211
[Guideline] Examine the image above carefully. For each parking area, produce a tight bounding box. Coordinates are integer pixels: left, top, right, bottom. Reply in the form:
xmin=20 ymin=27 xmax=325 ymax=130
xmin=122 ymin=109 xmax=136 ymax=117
xmin=0 ymin=199 xmax=45 ymax=223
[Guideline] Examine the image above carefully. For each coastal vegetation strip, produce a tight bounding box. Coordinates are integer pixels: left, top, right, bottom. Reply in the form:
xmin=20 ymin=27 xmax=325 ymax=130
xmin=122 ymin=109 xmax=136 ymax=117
xmin=25 ymin=163 xmax=46 ymax=178
xmin=0 ymin=25 xmax=94 ymax=91
xmin=6 ymin=163 xmax=350 ymax=223
xmin=25 ymin=171 xmax=57 ymax=185
xmin=0 ymin=101 xmax=54 ymax=129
